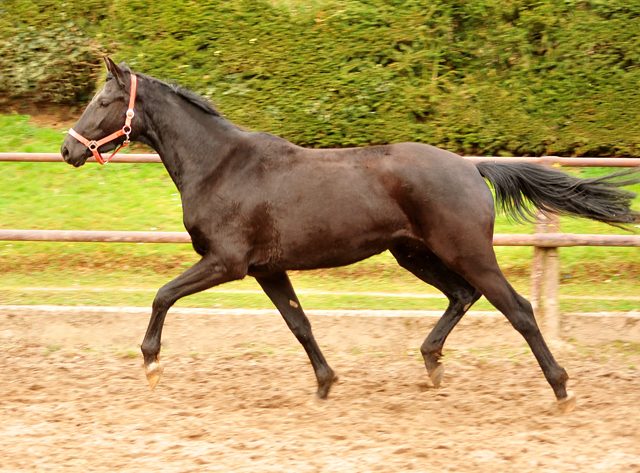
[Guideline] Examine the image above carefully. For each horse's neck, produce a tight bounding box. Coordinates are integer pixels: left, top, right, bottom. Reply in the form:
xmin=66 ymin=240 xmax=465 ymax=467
xmin=139 ymin=88 xmax=242 ymax=191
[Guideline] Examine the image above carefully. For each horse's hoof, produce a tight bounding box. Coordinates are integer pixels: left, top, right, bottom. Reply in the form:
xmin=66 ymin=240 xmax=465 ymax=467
xmin=429 ymin=364 xmax=445 ymax=388
xmin=144 ymin=361 xmax=164 ymax=389
xmin=557 ymin=391 xmax=576 ymax=413
xmin=316 ymin=372 xmax=338 ymax=400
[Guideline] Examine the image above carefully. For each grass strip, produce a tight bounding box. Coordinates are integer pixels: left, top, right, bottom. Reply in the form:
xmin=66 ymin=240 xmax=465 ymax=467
xmin=1 ymin=114 xmax=639 ymax=312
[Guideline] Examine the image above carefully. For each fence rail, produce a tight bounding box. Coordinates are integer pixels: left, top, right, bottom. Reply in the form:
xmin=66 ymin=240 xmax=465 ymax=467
xmin=1 ymin=153 xmax=639 ymax=167
xmin=1 ymin=229 xmax=638 ymax=247
xmin=2 ymin=153 xmax=639 ymax=341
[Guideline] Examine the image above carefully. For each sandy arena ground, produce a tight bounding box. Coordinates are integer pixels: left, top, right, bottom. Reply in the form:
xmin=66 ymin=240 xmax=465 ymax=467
xmin=0 ymin=306 xmax=639 ymax=472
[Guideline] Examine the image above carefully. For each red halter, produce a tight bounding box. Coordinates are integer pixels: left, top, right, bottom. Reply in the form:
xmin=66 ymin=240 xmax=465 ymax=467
xmin=68 ymin=74 xmax=138 ymax=165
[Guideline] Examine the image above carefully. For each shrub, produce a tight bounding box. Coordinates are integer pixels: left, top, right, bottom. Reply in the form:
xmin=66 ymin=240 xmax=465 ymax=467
xmin=0 ymin=25 xmax=105 ymax=103
xmin=3 ymin=0 xmax=640 ymax=155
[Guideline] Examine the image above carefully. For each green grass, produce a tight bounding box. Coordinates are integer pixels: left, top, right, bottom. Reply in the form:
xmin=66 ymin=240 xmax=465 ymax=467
xmin=1 ymin=287 xmax=637 ymax=312
xmin=1 ymin=114 xmax=639 ymax=311
xmin=0 ymin=114 xmax=69 ymax=153
xmin=609 ymin=340 xmax=640 ymax=356
xmin=44 ymin=344 xmax=62 ymax=355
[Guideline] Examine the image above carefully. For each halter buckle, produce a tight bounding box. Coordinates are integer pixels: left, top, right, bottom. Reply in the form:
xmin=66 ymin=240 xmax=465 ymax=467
xmin=123 ymin=125 xmax=132 ymax=144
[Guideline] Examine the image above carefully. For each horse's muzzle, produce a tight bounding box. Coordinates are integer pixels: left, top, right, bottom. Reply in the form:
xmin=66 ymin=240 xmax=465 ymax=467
xmin=61 ymin=138 xmax=89 ymax=167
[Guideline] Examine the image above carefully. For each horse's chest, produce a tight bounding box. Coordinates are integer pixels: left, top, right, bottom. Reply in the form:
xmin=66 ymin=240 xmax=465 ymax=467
xmin=183 ymin=200 xmax=282 ymax=264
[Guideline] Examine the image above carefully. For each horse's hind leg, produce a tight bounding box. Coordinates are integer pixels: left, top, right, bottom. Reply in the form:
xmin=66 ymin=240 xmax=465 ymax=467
xmin=391 ymin=242 xmax=481 ymax=387
xmin=255 ymin=272 xmax=337 ymax=399
xmin=440 ymin=246 xmax=576 ymax=411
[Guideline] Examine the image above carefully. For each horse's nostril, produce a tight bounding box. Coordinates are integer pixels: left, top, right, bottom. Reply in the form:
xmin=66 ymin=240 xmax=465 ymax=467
xmin=61 ymin=145 xmax=70 ymax=162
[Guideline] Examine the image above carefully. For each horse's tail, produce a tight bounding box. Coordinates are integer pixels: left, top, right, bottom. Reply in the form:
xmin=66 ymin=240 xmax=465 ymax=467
xmin=474 ymin=161 xmax=640 ymax=226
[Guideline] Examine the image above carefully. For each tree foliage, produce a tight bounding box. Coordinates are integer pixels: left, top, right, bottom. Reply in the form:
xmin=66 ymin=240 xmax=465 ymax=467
xmin=0 ymin=1 xmax=107 ymax=102
xmin=3 ymin=0 xmax=640 ymax=155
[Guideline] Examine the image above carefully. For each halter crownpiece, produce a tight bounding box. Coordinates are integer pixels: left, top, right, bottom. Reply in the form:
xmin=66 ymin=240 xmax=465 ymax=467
xmin=68 ymin=74 xmax=138 ymax=165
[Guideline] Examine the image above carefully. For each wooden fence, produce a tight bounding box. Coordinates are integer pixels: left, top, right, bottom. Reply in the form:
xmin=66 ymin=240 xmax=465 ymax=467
xmin=1 ymin=153 xmax=639 ymax=339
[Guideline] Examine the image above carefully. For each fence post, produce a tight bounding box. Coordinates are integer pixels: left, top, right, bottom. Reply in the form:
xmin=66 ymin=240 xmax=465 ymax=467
xmin=544 ymin=245 xmax=560 ymax=339
xmin=531 ymin=158 xmax=562 ymax=340
xmin=530 ymin=215 xmax=545 ymax=315
xmin=531 ymin=211 xmax=561 ymax=340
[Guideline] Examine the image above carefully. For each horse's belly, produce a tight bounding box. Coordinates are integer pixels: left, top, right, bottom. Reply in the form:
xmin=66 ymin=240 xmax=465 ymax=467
xmin=276 ymin=212 xmax=412 ymax=270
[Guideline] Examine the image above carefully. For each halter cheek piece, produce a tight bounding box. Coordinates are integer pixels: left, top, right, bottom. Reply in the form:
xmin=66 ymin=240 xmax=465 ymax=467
xmin=68 ymin=74 xmax=138 ymax=165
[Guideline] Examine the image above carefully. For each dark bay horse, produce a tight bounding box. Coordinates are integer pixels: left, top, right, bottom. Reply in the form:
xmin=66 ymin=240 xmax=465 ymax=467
xmin=62 ymin=58 xmax=640 ymax=411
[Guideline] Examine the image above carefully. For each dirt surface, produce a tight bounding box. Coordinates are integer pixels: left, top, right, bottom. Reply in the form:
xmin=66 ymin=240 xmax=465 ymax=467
xmin=1 ymin=307 xmax=639 ymax=472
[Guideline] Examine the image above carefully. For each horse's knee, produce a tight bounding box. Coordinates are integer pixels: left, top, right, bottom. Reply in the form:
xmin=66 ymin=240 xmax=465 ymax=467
xmin=470 ymin=288 xmax=483 ymax=303
xmin=453 ymin=288 xmax=482 ymax=310
xmin=152 ymin=289 xmax=173 ymax=313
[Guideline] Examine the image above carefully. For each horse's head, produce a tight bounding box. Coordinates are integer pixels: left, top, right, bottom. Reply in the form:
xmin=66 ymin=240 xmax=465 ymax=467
xmin=61 ymin=57 xmax=138 ymax=167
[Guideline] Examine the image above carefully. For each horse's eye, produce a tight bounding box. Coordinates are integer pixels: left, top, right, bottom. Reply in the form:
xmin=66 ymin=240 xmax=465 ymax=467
xmin=100 ymin=101 xmax=110 ymax=108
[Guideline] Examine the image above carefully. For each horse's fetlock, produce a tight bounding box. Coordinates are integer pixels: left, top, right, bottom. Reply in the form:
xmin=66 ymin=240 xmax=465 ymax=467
xmin=552 ymin=367 xmax=569 ymax=385
xmin=420 ymin=342 xmax=441 ymax=360
xmin=141 ymin=349 xmax=158 ymax=366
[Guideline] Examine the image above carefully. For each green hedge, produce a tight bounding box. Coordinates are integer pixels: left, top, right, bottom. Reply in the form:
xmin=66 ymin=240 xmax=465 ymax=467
xmin=0 ymin=0 xmax=108 ymax=102
xmin=3 ymin=0 xmax=640 ymax=155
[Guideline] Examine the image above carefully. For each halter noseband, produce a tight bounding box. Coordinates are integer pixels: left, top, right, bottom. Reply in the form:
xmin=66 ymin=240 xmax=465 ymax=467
xmin=68 ymin=74 xmax=138 ymax=165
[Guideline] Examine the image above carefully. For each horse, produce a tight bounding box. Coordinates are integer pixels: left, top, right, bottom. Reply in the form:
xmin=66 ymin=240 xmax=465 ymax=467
xmin=61 ymin=57 xmax=640 ymax=412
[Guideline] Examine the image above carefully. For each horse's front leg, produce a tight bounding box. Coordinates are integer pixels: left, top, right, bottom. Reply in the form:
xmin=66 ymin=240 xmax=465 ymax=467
xmin=141 ymin=254 xmax=246 ymax=388
xmin=255 ymin=272 xmax=337 ymax=399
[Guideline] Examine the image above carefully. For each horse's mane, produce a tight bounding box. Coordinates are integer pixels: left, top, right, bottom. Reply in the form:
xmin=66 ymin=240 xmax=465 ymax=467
xmin=108 ymin=63 xmax=222 ymax=118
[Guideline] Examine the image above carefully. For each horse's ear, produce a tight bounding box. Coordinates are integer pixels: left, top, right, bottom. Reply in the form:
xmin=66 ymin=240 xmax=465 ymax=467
xmin=103 ymin=56 xmax=126 ymax=88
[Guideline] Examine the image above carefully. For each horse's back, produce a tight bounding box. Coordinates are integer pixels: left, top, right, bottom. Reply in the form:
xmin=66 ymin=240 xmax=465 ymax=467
xmin=244 ymin=137 xmax=496 ymax=234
